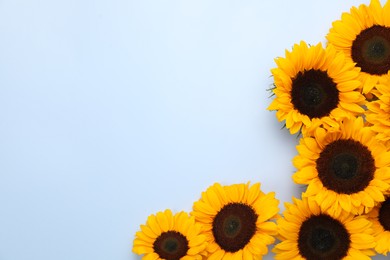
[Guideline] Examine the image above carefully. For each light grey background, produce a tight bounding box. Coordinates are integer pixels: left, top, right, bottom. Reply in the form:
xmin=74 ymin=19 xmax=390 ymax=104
xmin=0 ymin=0 xmax=386 ymax=259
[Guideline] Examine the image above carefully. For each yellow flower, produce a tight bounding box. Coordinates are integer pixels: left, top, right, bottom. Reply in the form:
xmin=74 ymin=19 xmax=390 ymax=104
xmin=273 ymin=197 xmax=375 ymax=260
xmin=327 ymin=0 xmax=390 ymax=94
xmin=293 ymin=117 xmax=390 ymax=216
xmin=132 ymin=209 xmax=207 ymax=260
xmin=268 ymin=41 xmax=364 ymax=136
xmin=366 ymin=77 xmax=390 ymax=144
xmin=191 ymin=182 xmax=279 ymax=259
xmin=368 ymin=197 xmax=390 ymax=255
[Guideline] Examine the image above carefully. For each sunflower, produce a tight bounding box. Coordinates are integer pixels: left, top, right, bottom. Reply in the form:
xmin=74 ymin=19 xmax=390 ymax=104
xmin=367 ymin=196 xmax=390 ymax=255
xmin=366 ymin=77 xmax=390 ymax=144
xmin=327 ymin=0 xmax=390 ymax=94
xmin=132 ymin=209 xmax=207 ymax=260
xmin=267 ymin=41 xmax=364 ymax=136
xmin=191 ymin=182 xmax=279 ymax=259
xmin=273 ymin=197 xmax=375 ymax=260
xmin=292 ymin=117 xmax=390 ymax=216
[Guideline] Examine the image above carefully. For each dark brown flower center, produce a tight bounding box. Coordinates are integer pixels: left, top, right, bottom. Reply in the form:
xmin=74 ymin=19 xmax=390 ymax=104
xmin=316 ymin=139 xmax=375 ymax=194
xmin=298 ymin=214 xmax=350 ymax=260
xmin=379 ymin=197 xmax=390 ymax=231
xmin=291 ymin=69 xmax=339 ymax=119
xmin=212 ymin=203 xmax=258 ymax=252
xmin=153 ymin=231 xmax=189 ymax=260
xmin=352 ymin=25 xmax=390 ymax=75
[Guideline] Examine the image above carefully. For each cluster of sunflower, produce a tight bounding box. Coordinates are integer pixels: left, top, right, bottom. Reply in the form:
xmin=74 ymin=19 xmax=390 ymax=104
xmin=132 ymin=1 xmax=390 ymax=259
xmin=132 ymin=182 xmax=279 ymax=260
xmin=270 ymin=0 xmax=390 ymax=259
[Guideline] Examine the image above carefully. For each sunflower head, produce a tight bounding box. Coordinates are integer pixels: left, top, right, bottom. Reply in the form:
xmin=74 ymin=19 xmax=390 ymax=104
xmin=327 ymin=0 xmax=390 ymax=94
xmin=273 ymin=197 xmax=376 ymax=260
xmin=268 ymin=41 xmax=364 ymax=136
xmin=132 ymin=209 xmax=207 ymax=260
xmin=292 ymin=117 xmax=390 ymax=216
xmin=191 ymin=182 xmax=279 ymax=259
xmin=368 ymin=196 xmax=390 ymax=255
